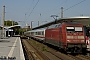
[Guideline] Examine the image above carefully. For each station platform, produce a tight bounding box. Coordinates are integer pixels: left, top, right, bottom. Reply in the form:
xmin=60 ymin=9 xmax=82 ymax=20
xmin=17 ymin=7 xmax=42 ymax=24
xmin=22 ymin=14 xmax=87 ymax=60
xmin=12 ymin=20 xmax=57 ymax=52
xmin=0 ymin=37 xmax=25 ymax=60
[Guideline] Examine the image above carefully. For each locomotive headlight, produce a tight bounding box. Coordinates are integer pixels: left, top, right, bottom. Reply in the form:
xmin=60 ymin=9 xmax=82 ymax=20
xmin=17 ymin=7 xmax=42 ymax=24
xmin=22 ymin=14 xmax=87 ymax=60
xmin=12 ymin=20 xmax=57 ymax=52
xmin=78 ymin=36 xmax=84 ymax=39
xmin=67 ymin=40 xmax=71 ymax=42
xmin=67 ymin=36 xmax=73 ymax=39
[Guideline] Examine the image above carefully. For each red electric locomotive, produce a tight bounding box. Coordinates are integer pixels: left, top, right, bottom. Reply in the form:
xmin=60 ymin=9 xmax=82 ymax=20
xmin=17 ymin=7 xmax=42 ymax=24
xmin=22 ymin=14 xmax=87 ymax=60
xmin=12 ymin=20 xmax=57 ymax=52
xmin=45 ymin=22 xmax=87 ymax=53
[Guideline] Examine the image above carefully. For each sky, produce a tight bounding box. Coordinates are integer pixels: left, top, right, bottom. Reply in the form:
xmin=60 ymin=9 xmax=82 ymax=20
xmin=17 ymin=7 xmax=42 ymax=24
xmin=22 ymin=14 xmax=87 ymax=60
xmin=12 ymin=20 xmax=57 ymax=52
xmin=0 ymin=0 xmax=90 ymax=28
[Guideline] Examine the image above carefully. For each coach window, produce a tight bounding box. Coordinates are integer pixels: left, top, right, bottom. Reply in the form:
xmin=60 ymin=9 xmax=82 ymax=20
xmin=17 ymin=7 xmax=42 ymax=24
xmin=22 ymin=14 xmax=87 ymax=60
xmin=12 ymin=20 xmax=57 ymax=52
xmin=31 ymin=32 xmax=32 ymax=34
xmin=42 ymin=31 xmax=44 ymax=35
xmin=31 ymin=32 xmax=34 ymax=35
xmin=36 ymin=32 xmax=37 ymax=35
xmin=66 ymin=27 xmax=74 ymax=32
xmin=38 ymin=32 xmax=41 ymax=35
xmin=37 ymin=32 xmax=39 ymax=35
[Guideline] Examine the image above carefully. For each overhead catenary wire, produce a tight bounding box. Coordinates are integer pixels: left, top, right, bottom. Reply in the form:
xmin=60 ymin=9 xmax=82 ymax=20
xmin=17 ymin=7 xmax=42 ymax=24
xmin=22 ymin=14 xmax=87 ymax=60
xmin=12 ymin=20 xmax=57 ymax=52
xmin=57 ymin=0 xmax=86 ymax=16
xmin=25 ymin=0 xmax=34 ymax=15
xmin=64 ymin=0 xmax=86 ymax=11
xmin=26 ymin=0 xmax=39 ymax=21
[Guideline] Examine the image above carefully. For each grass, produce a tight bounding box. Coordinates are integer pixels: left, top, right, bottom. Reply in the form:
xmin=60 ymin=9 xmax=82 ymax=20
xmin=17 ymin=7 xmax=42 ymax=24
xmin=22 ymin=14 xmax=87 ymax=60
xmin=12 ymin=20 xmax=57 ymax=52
xmin=42 ymin=46 xmax=48 ymax=52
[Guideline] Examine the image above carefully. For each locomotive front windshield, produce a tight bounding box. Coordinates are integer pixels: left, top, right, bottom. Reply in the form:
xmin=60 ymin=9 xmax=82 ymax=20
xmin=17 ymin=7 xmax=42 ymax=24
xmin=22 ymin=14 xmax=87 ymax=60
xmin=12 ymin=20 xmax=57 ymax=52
xmin=66 ymin=27 xmax=83 ymax=32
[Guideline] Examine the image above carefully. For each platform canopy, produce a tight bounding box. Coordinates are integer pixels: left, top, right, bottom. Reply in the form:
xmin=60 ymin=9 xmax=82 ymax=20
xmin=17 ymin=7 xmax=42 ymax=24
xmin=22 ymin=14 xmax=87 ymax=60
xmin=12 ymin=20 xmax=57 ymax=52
xmin=32 ymin=16 xmax=90 ymax=30
xmin=60 ymin=16 xmax=90 ymax=26
xmin=5 ymin=25 xmax=21 ymax=29
xmin=0 ymin=25 xmax=21 ymax=30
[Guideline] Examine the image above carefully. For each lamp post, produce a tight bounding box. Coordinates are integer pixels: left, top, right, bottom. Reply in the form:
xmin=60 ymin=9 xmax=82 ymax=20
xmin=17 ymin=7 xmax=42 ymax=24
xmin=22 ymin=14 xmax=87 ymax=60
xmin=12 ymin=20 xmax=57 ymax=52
xmin=0 ymin=14 xmax=1 ymax=26
xmin=61 ymin=7 xmax=63 ymax=18
xmin=38 ymin=21 xmax=47 ymax=26
xmin=31 ymin=21 xmax=33 ymax=29
xmin=2 ymin=6 xmax=5 ymax=38
xmin=38 ymin=21 xmax=39 ymax=26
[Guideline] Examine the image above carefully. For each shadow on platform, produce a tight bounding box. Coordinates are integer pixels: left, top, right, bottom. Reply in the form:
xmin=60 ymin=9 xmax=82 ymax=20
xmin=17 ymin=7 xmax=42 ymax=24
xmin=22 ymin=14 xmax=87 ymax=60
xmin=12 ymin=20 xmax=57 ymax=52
xmin=0 ymin=40 xmax=10 ymax=42
xmin=8 ymin=46 xmax=17 ymax=47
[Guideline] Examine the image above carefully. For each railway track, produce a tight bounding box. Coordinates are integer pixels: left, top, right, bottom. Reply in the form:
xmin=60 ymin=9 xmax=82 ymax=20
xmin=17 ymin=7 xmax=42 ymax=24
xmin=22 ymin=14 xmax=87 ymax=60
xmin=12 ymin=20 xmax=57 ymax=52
xmin=22 ymin=39 xmax=50 ymax=60
xmin=21 ymin=37 xmax=90 ymax=60
xmin=76 ymin=55 xmax=90 ymax=60
xmin=68 ymin=54 xmax=90 ymax=60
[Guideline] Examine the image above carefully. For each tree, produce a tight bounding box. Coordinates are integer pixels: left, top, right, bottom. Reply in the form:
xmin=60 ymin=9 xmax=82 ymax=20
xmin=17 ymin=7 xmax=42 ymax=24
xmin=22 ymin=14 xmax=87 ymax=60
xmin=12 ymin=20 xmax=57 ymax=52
xmin=19 ymin=28 xmax=26 ymax=35
xmin=4 ymin=20 xmax=18 ymax=26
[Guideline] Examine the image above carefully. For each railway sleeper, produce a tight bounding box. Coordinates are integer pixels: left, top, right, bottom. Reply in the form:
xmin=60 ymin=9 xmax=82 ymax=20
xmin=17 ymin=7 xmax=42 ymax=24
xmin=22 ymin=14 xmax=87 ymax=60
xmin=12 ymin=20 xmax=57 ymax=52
xmin=28 ymin=50 xmax=40 ymax=60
